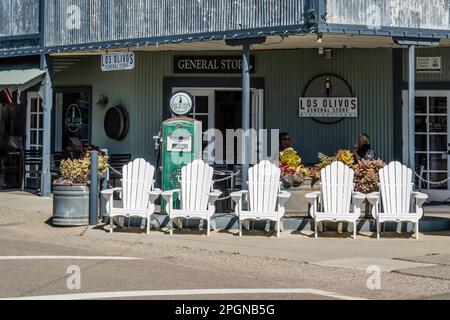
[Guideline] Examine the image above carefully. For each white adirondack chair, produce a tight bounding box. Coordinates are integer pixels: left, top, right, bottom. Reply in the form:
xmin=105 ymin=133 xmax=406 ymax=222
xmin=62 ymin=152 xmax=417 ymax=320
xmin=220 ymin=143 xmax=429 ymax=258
xmin=161 ymin=160 xmax=221 ymax=236
xmin=305 ymin=161 xmax=365 ymax=239
xmin=367 ymin=161 xmax=428 ymax=240
xmin=101 ymin=158 xmax=161 ymax=234
xmin=230 ymin=161 xmax=291 ymax=238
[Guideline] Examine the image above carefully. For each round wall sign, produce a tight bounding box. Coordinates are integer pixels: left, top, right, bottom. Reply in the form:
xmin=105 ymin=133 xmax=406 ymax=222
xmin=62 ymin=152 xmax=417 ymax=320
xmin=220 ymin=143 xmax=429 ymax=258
xmin=169 ymin=92 xmax=193 ymax=116
xmin=303 ymin=75 xmax=355 ymax=124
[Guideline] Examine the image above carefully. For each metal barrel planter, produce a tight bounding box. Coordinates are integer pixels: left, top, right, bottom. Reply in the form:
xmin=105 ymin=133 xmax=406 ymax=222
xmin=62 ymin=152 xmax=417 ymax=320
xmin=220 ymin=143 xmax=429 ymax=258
xmin=53 ymin=184 xmax=90 ymax=226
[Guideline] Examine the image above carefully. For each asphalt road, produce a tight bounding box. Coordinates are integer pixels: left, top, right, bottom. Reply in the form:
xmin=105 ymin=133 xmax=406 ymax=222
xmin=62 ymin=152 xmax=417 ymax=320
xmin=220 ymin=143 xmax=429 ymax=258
xmin=0 ymin=230 xmax=449 ymax=301
xmin=0 ymin=207 xmax=449 ymax=300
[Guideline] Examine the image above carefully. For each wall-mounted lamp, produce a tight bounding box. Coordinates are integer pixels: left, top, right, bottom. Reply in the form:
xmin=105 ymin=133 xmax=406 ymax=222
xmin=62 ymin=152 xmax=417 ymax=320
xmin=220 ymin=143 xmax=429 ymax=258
xmin=316 ymin=34 xmax=323 ymax=44
xmin=96 ymin=95 xmax=109 ymax=108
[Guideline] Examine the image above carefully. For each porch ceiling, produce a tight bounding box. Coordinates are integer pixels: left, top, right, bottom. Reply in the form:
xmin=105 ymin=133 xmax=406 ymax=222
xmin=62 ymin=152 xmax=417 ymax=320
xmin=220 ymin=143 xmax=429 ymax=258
xmin=49 ymin=34 xmax=450 ymax=57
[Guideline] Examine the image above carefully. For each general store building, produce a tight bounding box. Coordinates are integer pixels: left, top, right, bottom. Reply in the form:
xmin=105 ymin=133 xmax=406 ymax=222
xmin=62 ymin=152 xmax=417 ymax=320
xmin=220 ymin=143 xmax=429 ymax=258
xmin=1 ymin=0 xmax=450 ymax=202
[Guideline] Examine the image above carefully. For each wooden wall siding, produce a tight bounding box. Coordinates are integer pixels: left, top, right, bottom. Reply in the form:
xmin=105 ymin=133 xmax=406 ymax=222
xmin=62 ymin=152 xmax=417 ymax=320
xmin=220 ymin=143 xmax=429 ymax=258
xmin=0 ymin=0 xmax=40 ymax=36
xmin=45 ymin=0 xmax=308 ymax=46
xmin=326 ymin=0 xmax=450 ymax=30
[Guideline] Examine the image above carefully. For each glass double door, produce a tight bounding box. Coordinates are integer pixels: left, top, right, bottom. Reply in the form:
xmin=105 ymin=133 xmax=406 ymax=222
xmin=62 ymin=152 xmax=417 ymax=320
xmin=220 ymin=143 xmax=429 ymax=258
xmin=405 ymin=91 xmax=450 ymax=201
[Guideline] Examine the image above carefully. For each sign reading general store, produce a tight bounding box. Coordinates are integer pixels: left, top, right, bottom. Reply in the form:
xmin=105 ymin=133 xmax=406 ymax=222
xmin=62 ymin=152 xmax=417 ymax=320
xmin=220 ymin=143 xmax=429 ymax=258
xmin=101 ymin=52 xmax=135 ymax=72
xmin=299 ymin=98 xmax=358 ymax=118
xmin=174 ymin=56 xmax=255 ymax=74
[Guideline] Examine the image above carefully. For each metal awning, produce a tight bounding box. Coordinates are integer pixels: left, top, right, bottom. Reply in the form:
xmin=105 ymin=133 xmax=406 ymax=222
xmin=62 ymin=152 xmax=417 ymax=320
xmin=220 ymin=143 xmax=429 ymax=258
xmin=0 ymin=64 xmax=45 ymax=92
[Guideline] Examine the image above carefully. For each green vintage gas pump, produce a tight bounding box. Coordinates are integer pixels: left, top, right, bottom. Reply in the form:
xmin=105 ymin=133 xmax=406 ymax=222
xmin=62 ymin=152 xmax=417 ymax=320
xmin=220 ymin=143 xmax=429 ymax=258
xmin=160 ymin=92 xmax=203 ymax=212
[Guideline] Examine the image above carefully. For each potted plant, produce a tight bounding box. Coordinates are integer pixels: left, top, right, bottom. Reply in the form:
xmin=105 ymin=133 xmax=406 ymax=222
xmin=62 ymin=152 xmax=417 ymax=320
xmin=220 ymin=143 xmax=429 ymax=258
xmin=279 ymin=148 xmax=309 ymax=190
xmin=52 ymin=151 xmax=109 ymax=226
xmin=354 ymin=159 xmax=386 ymax=218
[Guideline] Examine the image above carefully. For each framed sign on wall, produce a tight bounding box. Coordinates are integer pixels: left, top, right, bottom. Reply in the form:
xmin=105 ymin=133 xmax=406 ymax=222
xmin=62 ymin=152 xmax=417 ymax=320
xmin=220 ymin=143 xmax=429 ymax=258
xmin=299 ymin=74 xmax=358 ymax=124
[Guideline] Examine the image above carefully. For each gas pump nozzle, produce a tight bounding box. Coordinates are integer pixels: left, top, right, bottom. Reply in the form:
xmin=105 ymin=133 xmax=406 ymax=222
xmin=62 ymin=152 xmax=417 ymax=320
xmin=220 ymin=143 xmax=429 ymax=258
xmin=153 ymin=132 xmax=162 ymax=152
xmin=153 ymin=132 xmax=162 ymax=169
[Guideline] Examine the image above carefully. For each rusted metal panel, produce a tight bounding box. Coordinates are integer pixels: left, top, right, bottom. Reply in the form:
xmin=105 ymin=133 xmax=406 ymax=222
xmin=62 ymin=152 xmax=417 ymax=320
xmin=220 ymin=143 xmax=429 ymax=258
xmin=326 ymin=0 xmax=450 ymax=31
xmin=0 ymin=0 xmax=40 ymax=37
xmin=44 ymin=0 xmax=308 ymax=47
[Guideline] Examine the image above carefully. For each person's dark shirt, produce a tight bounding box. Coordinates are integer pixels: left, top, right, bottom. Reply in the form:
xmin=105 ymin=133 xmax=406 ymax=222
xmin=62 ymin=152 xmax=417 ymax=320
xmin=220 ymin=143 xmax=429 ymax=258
xmin=357 ymin=144 xmax=377 ymax=160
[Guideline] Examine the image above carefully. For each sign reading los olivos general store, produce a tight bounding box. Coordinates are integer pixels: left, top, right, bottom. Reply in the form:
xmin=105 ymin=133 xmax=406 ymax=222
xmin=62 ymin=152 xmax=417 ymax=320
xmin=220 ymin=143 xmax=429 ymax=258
xmin=299 ymin=97 xmax=358 ymax=118
xmin=101 ymin=52 xmax=135 ymax=71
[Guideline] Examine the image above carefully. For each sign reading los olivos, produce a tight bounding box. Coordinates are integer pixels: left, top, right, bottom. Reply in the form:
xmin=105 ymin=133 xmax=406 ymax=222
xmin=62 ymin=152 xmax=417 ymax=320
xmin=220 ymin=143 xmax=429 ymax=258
xmin=101 ymin=52 xmax=135 ymax=72
xmin=169 ymin=92 xmax=194 ymax=116
xmin=299 ymin=97 xmax=358 ymax=118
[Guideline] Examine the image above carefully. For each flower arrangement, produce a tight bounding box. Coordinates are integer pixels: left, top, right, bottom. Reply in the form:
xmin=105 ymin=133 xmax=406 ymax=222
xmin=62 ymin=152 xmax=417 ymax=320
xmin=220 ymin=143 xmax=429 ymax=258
xmin=56 ymin=151 xmax=109 ymax=185
xmin=353 ymin=159 xmax=386 ymax=194
xmin=309 ymin=150 xmax=354 ymax=180
xmin=336 ymin=149 xmax=355 ymax=166
xmin=309 ymin=150 xmax=385 ymax=194
xmin=279 ymin=148 xmax=309 ymax=189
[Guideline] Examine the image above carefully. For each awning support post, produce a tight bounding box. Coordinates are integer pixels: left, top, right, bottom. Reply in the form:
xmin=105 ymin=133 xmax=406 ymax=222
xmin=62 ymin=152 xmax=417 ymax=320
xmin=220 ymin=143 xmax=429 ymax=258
xmin=408 ymin=45 xmax=416 ymax=171
xmin=241 ymin=43 xmax=250 ymax=190
xmin=225 ymin=37 xmax=266 ymax=191
xmin=39 ymin=54 xmax=53 ymax=197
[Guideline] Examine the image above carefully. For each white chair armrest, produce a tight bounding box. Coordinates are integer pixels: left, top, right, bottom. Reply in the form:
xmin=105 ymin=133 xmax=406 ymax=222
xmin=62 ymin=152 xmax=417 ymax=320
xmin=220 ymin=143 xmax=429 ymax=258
xmin=305 ymin=191 xmax=321 ymax=219
xmin=148 ymin=188 xmax=162 ymax=203
xmin=413 ymin=192 xmax=428 ymax=204
xmin=352 ymin=192 xmax=366 ymax=218
xmin=230 ymin=190 xmax=248 ymax=215
xmin=208 ymin=190 xmax=222 ymax=203
xmin=412 ymin=192 xmax=428 ymax=219
xmin=352 ymin=192 xmax=366 ymax=206
xmin=101 ymin=188 xmax=122 ymax=214
xmin=230 ymin=190 xmax=248 ymax=204
xmin=101 ymin=188 xmax=122 ymax=197
xmin=277 ymin=191 xmax=291 ymax=207
xmin=161 ymin=189 xmax=181 ymax=201
xmin=366 ymin=192 xmax=380 ymax=206
xmin=366 ymin=192 xmax=380 ymax=219
xmin=305 ymin=191 xmax=321 ymax=203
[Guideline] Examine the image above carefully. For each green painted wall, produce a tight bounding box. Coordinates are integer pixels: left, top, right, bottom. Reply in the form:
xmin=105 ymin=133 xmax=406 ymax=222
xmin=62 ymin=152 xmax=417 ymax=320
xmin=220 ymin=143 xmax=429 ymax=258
xmin=54 ymin=48 xmax=395 ymax=164
xmin=403 ymin=47 xmax=450 ymax=83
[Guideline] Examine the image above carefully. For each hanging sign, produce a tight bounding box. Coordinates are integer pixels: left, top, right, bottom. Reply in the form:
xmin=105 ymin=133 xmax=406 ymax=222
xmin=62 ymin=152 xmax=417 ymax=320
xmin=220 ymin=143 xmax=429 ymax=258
xmin=174 ymin=56 xmax=255 ymax=74
xmin=101 ymin=52 xmax=135 ymax=72
xmin=169 ymin=92 xmax=194 ymax=116
xmin=299 ymin=75 xmax=358 ymax=123
xmin=417 ymin=57 xmax=441 ymax=73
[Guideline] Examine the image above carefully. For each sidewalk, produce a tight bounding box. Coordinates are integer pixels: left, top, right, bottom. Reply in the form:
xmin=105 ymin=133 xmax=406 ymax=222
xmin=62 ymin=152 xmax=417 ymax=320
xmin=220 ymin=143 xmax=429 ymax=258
xmin=0 ymin=191 xmax=52 ymax=214
xmin=2 ymin=190 xmax=450 ymax=274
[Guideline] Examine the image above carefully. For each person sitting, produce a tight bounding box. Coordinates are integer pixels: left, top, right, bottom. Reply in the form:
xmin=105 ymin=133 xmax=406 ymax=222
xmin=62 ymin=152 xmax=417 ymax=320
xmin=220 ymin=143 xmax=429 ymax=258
xmin=355 ymin=134 xmax=377 ymax=161
xmin=279 ymin=132 xmax=291 ymax=152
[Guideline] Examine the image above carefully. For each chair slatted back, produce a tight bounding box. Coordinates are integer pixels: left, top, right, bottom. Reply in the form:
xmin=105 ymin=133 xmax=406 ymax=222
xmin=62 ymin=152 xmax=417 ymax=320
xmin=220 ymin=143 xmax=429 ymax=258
xmin=320 ymin=161 xmax=354 ymax=214
xmin=121 ymin=158 xmax=155 ymax=209
xmin=180 ymin=160 xmax=214 ymax=211
xmin=379 ymin=161 xmax=413 ymax=215
xmin=248 ymin=161 xmax=281 ymax=213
